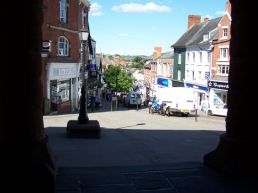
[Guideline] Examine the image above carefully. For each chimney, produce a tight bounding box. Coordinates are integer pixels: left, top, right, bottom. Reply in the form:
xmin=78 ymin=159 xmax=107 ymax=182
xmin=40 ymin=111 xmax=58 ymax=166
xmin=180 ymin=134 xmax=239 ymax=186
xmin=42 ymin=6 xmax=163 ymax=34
xmin=226 ymin=1 xmax=231 ymax=14
xmin=154 ymin=47 xmax=162 ymax=58
xmin=188 ymin=15 xmax=201 ymax=29
xmin=204 ymin=17 xmax=209 ymax=24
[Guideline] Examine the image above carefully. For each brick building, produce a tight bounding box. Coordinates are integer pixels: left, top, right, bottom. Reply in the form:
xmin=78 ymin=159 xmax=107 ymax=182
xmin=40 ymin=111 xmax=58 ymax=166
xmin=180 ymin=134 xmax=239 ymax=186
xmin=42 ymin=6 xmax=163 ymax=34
xmin=208 ymin=1 xmax=231 ymax=107
xmin=41 ymin=0 xmax=91 ymax=114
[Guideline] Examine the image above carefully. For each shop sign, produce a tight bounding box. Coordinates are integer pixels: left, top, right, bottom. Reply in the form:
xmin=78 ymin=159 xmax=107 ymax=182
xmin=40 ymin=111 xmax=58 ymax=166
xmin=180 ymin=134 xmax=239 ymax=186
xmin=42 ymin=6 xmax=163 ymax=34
xmin=157 ymin=78 xmax=169 ymax=87
xmin=42 ymin=40 xmax=51 ymax=52
xmin=185 ymin=83 xmax=208 ymax=92
xmin=53 ymin=68 xmax=76 ymax=77
xmin=86 ymin=64 xmax=97 ymax=71
xmin=208 ymin=80 xmax=229 ymax=90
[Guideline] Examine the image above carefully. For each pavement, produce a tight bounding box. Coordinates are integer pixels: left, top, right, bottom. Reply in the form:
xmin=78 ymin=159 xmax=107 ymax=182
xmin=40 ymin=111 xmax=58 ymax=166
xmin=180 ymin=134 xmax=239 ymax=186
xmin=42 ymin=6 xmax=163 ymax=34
xmin=44 ymin=99 xmax=257 ymax=193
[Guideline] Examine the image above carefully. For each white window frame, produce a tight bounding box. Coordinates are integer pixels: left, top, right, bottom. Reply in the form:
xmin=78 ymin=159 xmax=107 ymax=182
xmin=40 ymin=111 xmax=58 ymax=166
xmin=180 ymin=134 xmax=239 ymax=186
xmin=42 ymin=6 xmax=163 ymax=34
xmin=178 ymin=53 xmax=181 ymax=64
xmin=186 ymin=52 xmax=190 ymax=64
xmin=221 ymin=26 xmax=228 ymax=40
xmin=177 ymin=70 xmax=181 ymax=81
xmin=57 ymin=36 xmax=69 ymax=56
xmin=219 ymin=47 xmax=229 ymax=60
xmin=60 ymin=0 xmax=67 ymax=23
xmin=199 ymin=52 xmax=202 ymax=63
xmin=218 ymin=64 xmax=230 ymax=76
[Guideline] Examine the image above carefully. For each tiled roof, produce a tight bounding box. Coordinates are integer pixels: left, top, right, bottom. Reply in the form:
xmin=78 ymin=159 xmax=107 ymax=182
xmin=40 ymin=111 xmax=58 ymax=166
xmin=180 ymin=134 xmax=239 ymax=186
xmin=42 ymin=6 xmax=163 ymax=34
xmin=172 ymin=17 xmax=222 ymax=48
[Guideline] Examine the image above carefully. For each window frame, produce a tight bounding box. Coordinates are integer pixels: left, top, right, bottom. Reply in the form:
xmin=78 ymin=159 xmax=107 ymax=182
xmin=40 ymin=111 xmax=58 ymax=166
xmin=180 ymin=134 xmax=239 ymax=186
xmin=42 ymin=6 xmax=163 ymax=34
xmin=57 ymin=36 xmax=69 ymax=57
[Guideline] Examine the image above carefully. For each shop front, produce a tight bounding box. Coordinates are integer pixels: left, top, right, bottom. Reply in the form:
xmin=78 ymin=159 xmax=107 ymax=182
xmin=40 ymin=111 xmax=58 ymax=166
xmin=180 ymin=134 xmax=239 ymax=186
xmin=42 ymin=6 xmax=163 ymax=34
xmin=47 ymin=62 xmax=80 ymax=113
xmin=208 ymin=79 xmax=229 ymax=108
xmin=185 ymin=82 xmax=209 ymax=109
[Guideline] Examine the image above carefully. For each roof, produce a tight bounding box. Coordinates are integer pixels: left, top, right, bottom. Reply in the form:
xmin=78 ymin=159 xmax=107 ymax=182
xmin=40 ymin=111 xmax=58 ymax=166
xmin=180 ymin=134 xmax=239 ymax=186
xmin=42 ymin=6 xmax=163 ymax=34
xmin=158 ymin=51 xmax=174 ymax=59
xmin=172 ymin=17 xmax=222 ymax=48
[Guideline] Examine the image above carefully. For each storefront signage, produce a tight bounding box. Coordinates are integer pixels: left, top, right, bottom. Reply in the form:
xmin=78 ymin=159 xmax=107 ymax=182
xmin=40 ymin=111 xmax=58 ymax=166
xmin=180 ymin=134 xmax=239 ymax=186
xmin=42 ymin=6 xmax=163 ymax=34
xmin=208 ymin=80 xmax=229 ymax=90
xmin=157 ymin=78 xmax=169 ymax=87
xmin=53 ymin=68 xmax=76 ymax=77
xmin=42 ymin=40 xmax=51 ymax=52
xmin=185 ymin=83 xmax=208 ymax=92
xmin=86 ymin=64 xmax=97 ymax=71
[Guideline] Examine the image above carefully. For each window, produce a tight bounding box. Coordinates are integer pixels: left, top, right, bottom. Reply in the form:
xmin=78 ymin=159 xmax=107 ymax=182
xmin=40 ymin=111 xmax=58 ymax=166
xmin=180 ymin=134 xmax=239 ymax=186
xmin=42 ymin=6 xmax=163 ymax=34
xmin=223 ymin=28 xmax=228 ymax=38
xmin=187 ymin=53 xmax=190 ymax=64
xmin=178 ymin=53 xmax=181 ymax=64
xmin=193 ymin=52 xmax=195 ymax=63
xmin=57 ymin=36 xmax=69 ymax=56
xmin=177 ymin=70 xmax=181 ymax=81
xmin=82 ymin=10 xmax=87 ymax=28
xmin=218 ymin=65 xmax=229 ymax=75
xmin=220 ymin=48 xmax=228 ymax=59
xmin=60 ymin=0 xmax=67 ymax=23
xmin=203 ymin=33 xmax=209 ymax=41
xmin=199 ymin=52 xmax=202 ymax=63
xmin=221 ymin=27 xmax=228 ymax=39
xmin=198 ymin=71 xmax=202 ymax=80
xmin=186 ymin=70 xmax=189 ymax=80
xmin=207 ymin=52 xmax=211 ymax=63
xmin=192 ymin=70 xmax=195 ymax=81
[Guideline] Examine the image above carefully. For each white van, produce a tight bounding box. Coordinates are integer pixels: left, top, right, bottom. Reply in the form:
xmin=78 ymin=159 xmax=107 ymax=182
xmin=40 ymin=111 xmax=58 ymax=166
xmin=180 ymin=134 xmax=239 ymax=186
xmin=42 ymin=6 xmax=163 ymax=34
xmin=124 ymin=91 xmax=142 ymax=107
xmin=155 ymin=87 xmax=196 ymax=116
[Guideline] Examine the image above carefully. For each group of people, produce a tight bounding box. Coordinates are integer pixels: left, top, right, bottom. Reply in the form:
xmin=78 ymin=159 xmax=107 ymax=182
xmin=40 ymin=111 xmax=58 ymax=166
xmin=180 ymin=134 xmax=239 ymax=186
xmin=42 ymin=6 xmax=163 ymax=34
xmin=89 ymin=95 xmax=101 ymax=112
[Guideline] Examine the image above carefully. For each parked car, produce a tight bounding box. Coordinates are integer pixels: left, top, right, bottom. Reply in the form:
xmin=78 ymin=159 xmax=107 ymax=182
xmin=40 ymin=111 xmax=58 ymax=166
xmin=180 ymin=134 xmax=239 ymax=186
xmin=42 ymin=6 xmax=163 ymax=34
xmin=124 ymin=91 xmax=142 ymax=108
xmin=207 ymin=104 xmax=228 ymax=116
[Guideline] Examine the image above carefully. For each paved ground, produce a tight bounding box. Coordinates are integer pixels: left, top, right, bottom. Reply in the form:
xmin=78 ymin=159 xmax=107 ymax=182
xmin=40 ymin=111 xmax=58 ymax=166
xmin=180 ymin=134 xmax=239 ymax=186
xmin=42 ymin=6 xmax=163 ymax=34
xmin=44 ymin=99 xmax=257 ymax=193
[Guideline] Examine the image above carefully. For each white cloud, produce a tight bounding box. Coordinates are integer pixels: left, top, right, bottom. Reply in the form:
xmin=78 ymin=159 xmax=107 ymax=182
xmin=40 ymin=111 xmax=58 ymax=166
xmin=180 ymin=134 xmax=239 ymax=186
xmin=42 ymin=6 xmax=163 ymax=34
xmin=119 ymin=33 xmax=129 ymax=37
xmin=215 ymin=11 xmax=225 ymax=15
xmin=90 ymin=2 xmax=103 ymax=16
xmin=112 ymin=2 xmax=171 ymax=13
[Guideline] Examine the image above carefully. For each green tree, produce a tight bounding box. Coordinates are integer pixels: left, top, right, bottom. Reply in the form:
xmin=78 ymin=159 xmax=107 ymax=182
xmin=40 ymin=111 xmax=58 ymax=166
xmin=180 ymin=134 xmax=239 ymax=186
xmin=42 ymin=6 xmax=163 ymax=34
xmin=116 ymin=71 xmax=135 ymax=92
xmin=103 ymin=65 xmax=134 ymax=92
xmin=129 ymin=56 xmax=144 ymax=69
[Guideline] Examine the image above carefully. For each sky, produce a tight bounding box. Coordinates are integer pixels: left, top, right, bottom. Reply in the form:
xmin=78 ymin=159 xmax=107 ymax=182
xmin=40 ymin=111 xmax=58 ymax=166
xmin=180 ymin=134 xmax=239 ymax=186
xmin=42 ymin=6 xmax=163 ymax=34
xmin=88 ymin=0 xmax=228 ymax=56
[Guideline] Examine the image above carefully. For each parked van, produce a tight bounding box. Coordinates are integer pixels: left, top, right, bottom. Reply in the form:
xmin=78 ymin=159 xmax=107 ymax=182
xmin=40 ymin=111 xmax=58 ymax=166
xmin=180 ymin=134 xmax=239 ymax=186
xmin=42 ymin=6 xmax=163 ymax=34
xmin=155 ymin=87 xmax=196 ymax=116
xmin=124 ymin=91 xmax=142 ymax=107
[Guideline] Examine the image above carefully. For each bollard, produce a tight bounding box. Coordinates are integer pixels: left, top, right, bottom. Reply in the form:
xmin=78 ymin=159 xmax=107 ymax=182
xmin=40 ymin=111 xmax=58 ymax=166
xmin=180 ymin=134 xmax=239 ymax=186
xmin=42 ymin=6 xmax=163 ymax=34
xmin=195 ymin=109 xmax=198 ymax=122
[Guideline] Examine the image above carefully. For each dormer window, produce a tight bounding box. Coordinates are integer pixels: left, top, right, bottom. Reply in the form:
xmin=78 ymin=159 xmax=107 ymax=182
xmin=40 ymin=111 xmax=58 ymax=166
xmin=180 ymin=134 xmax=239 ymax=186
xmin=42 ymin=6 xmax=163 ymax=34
xmin=203 ymin=33 xmax=209 ymax=41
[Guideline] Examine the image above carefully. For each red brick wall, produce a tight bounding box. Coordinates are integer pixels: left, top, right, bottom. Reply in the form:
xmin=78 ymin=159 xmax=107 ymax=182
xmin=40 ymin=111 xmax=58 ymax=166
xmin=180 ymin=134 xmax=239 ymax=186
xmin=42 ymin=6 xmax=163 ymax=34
xmin=211 ymin=2 xmax=231 ymax=77
xmin=42 ymin=0 xmax=88 ymax=61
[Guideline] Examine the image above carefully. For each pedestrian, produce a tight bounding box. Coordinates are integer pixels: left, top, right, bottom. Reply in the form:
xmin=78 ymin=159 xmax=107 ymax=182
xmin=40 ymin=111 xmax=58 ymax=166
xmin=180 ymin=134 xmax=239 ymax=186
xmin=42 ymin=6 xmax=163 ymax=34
xmin=95 ymin=95 xmax=101 ymax=110
xmin=90 ymin=95 xmax=96 ymax=112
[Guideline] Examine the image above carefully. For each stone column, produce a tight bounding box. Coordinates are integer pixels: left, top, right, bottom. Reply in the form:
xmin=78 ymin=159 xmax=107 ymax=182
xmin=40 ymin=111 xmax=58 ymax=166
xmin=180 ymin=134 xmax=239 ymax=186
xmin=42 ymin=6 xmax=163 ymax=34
xmin=0 ymin=0 xmax=57 ymax=192
xmin=204 ymin=0 xmax=258 ymax=178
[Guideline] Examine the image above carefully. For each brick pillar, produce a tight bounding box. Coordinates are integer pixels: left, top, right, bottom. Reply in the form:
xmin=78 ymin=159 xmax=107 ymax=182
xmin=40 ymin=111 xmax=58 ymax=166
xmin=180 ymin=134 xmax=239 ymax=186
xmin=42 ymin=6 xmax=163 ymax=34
xmin=204 ymin=0 xmax=258 ymax=178
xmin=0 ymin=0 xmax=57 ymax=192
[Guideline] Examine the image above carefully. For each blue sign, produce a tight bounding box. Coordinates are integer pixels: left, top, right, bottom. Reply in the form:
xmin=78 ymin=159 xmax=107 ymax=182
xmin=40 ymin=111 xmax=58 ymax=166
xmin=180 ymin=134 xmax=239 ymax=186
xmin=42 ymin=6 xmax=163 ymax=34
xmin=185 ymin=83 xmax=208 ymax=92
xmin=157 ymin=78 xmax=169 ymax=87
xmin=205 ymin=72 xmax=210 ymax=80
xmin=86 ymin=64 xmax=97 ymax=71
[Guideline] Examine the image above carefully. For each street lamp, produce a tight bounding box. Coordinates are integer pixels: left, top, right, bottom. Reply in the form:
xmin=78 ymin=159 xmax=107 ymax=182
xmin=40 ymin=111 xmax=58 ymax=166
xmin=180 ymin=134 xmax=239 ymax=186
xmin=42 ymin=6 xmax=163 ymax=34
xmin=78 ymin=29 xmax=89 ymax=123
xmin=66 ymin=29 xmax=101 ymax=138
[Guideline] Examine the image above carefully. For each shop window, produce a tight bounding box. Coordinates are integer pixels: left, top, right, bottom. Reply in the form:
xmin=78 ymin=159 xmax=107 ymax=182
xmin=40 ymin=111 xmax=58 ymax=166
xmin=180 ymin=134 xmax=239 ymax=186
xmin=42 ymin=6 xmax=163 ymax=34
xmin=50 ymin=80 xmax=70 ymax=104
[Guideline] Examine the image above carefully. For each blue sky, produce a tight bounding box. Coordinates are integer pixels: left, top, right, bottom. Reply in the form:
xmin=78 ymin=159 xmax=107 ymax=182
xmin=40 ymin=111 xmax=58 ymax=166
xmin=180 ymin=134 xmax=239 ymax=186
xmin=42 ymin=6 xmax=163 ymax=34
xmin=89 ymin=0 xmax=228 ymax=56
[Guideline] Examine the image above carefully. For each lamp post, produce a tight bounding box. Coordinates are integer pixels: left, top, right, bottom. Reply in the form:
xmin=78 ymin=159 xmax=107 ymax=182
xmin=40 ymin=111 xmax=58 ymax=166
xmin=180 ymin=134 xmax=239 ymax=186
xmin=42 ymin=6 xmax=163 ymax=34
xmin=66 ymin=29 xmax=101 ymax=138
xmin=78 ymin=29 xmax=89 ymax=123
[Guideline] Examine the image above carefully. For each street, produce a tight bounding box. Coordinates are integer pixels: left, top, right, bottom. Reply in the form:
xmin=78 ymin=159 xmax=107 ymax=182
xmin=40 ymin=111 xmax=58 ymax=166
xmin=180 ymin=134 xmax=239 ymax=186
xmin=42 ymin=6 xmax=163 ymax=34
xmin=44 ymin=102 xmax=226 ymax=168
